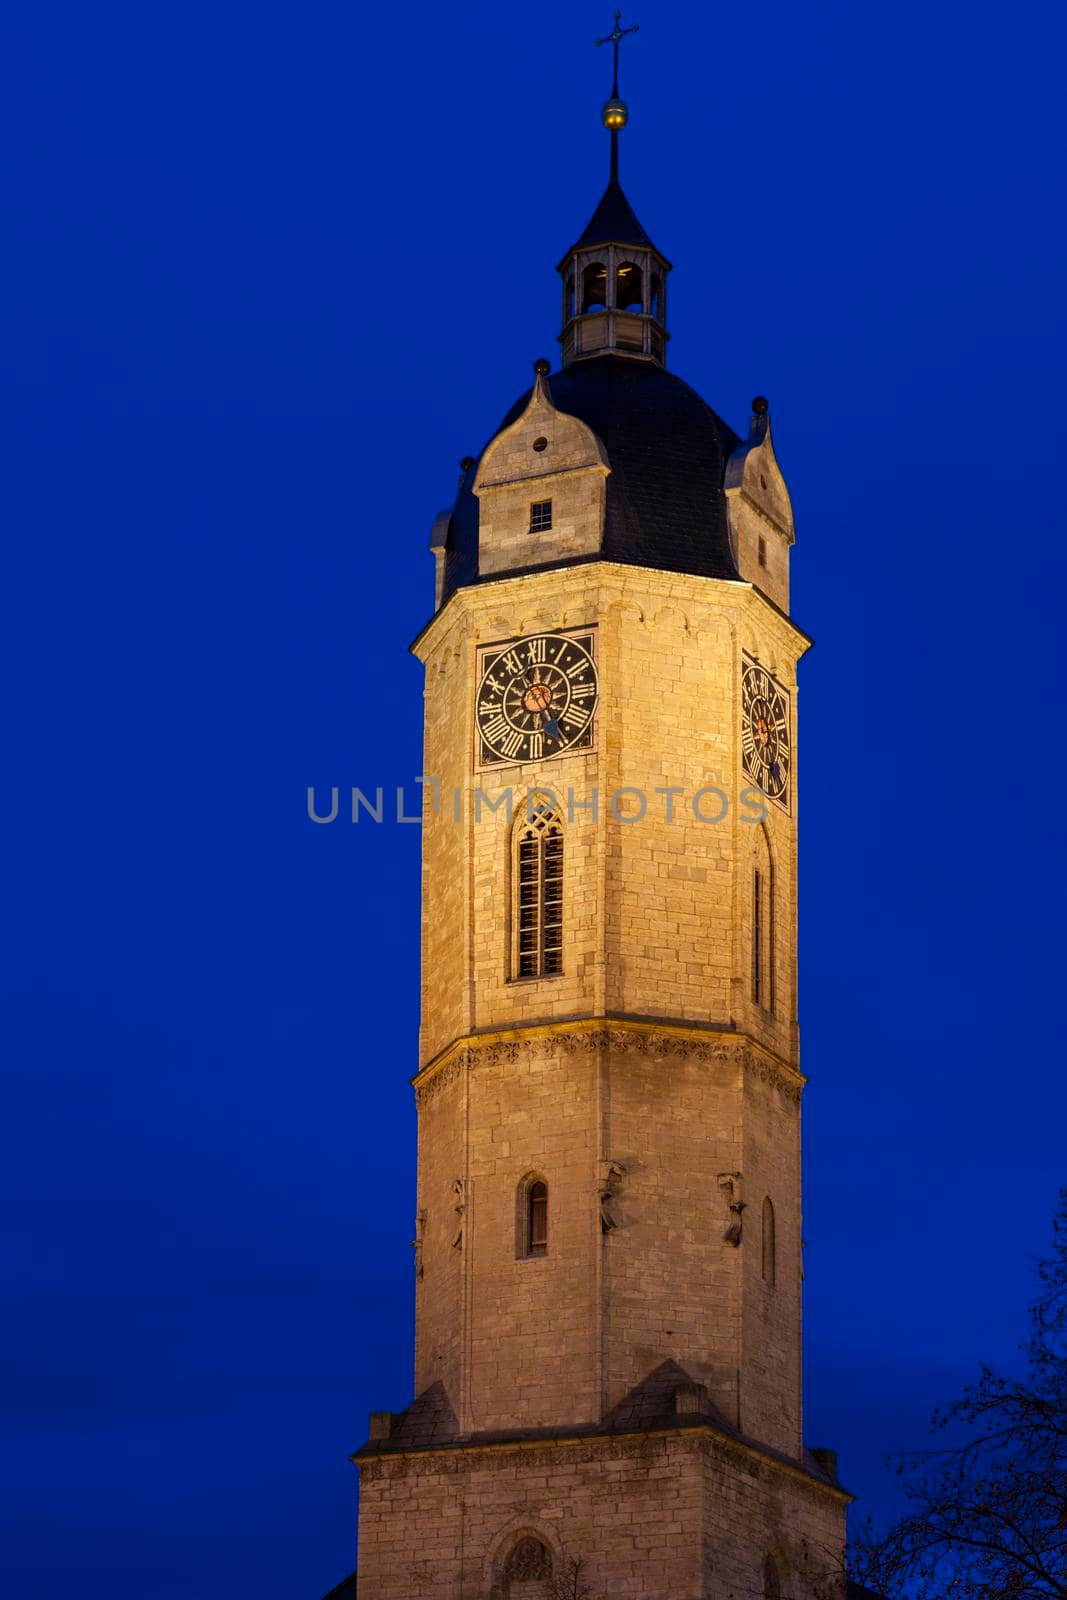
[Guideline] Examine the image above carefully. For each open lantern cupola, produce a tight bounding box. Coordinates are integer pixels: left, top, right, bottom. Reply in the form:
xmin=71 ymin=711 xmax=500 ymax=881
xmin=559 ymin=8 xmax=670 ymax=367
xmin=559 ymin=184 xmax=670 ymax=366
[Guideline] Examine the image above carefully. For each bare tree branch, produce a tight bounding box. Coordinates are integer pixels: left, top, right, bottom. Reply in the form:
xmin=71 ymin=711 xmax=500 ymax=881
xmin=851 ymin=1190 xmax=1067 ymax=1600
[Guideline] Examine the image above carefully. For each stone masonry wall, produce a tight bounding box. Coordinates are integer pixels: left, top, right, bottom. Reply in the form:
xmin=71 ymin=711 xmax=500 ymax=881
xmin=461 ymin=1036 xmax=600 ymax=1433
xmin=355 ymin=1429 xmax=846 ymax=1600
xmin=412 ymin=562 xmax=808 ymax=1456
xmin=600 ymin=1034 xmax=747 ymax=1426
xmin=412 ymin=1029 xmax=803 ymax=1450
xmin=414 ymin=563 xmax=805 ymax=1069
xmin=740 ymin=1062 xmax=803 ymax=1459
xmin=414 ymin=1052 xmax=467 ymax=1414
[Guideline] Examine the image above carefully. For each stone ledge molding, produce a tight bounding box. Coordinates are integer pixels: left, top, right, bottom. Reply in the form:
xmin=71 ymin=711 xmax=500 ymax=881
xmin=413 ymin=1018 xmax=803 ymax=1109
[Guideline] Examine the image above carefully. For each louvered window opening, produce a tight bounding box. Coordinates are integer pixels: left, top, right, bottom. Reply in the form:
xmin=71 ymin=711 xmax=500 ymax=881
xmin=517 ymin=815 xmax=563 ymax=978
xmin=527 ymin=1182 xmax=548 ymax=1256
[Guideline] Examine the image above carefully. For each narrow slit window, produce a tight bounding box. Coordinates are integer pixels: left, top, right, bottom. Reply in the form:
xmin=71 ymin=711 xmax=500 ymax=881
xmin=530 ymin=499 xmax=553 ymax=534
xmin=758 ymin=535 xmax=767 ymax=567
xmin=514 ymin=808 xmax=564 ymax=978
xmin=752 ymin=867 xmax=763 ymax=1005
xmin=767 ymin=865 xmax=776 ymax=1016
xmin=762 ymin=1197 xmax=776 ymax=1285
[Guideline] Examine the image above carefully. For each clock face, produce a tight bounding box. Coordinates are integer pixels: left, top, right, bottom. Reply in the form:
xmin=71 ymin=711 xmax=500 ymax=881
xmin=476 ymin=630 xmax=598 ymax=767
xmin=741 ymin=656 xmax=791 ymax=809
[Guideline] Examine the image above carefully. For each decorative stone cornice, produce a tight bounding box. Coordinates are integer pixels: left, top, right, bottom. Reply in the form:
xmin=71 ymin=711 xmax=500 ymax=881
xmin=410 ymin=560 xmax=810 ymax=666
xmin=412 ymin=1017 xmax=804 ymax=1108
xmin=414 ymin=1049 xmax=470 ymax=1107
xmin=354 ymin=1419 xmax=851 ymax=1506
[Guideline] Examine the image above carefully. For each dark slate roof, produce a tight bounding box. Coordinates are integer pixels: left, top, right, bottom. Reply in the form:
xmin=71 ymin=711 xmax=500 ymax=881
xmin=356 ymin=1362 xmax=727 ymax=1457
xmin=321 ymin=1574 xmax=357 ymax=1600
xmin=439 ymin=355 xmax=742 ymax=607
xmin=354 ymin=1363 xmax=848 ymax=1498
xmin=561 ymin=178 xmax=660 ymax=259
xmin=372 ymin=1379 xmax=459 ymax=1450
xmin=601 ymin=1358 xmax=719 ymax=1430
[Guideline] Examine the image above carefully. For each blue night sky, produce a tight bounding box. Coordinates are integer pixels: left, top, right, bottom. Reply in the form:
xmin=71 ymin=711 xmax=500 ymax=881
xmin=2 ymin=1 xmax=1065 ymax=1596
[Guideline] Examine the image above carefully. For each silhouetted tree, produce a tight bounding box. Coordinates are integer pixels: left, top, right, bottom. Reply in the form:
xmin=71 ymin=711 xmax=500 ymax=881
xmin=553 ymin=1555 xmax=594 ymax=1600
xmin=852 ymin=1190 xmax=1067 ymax=1600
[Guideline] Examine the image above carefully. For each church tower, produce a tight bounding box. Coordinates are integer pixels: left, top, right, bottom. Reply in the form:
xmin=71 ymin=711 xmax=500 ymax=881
xmin=353 ymin=20 xmax=849 ymax=1598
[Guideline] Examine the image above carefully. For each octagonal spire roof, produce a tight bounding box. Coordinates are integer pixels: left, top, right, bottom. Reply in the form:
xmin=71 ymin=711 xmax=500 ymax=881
xmin=560 ymin=177 xmax=663 ymax=265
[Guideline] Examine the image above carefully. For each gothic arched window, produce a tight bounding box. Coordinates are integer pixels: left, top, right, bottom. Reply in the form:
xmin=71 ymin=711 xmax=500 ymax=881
xmin=518 ymin=1176 xmax=549 ymax=1258
xmin=505 ymin=1536 xmax=551 ymax=1582
xmin=500 ymin=1534 xmax=553 ymax=1598
xmin=615 ymin=259 xmax=643 ymax=311
xmin=582 ymin=261 xmax=607 ymax=312
xmin=514 ymin=807 xmax=563 ymax=979
xmin=764 ymin=1554 xmax=782 ymax=1600
xmin=762 ymin=1197 xmax=776 ymax=1286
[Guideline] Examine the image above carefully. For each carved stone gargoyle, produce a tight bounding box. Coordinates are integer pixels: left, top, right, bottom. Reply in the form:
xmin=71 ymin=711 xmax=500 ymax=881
xmin=411 ymin=1208 xmax=427 ymax=1278
xmin=717 ymin=1171 xmax=745 ymax=1246
xmin=599 ymin=1160 xmax=626 ymax=1232
xmin=450 ymin=1178 xmax=466 ymax=1249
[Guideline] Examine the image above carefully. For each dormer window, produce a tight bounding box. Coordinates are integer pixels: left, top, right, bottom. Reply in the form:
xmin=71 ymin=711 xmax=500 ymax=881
xmin=529 ymin=499 xmax=553 ymax=533
xmin=582 ymin=262 xmax=607 ymax=312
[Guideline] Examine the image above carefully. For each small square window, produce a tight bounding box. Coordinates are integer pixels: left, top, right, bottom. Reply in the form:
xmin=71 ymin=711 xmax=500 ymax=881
xmin=757 ymin=535 xmax=767 ymax=567
xmin=530 ymin=499 xmax=553 ymax=533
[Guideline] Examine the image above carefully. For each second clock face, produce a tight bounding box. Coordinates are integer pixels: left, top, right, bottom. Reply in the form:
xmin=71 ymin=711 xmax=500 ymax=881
xmin=741 ymin=656 xmax=791 ymax=809
xmin=476 ymin=630 xmax=598 ymax=767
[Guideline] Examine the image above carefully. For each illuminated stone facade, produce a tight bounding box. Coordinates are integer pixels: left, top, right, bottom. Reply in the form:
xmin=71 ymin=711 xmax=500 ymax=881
xmin=351 ymin=136 xmax=848 ymax=1600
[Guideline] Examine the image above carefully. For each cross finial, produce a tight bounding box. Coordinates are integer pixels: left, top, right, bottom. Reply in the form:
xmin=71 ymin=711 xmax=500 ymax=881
xmin=595 ymin=10 xmax=639 ymax=98
xmin=595 ymin=11 xmax=639 ymax=182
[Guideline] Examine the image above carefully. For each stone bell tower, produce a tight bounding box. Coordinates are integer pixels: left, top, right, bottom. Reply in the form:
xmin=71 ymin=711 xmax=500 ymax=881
xmin=351 ymin=18 xmax=849 ymax=1600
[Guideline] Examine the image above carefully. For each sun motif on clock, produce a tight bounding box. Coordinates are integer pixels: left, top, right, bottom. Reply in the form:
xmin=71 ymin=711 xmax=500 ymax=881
xmin=476 ymin=629 xmax=598 ymax=767
xmin=741 ymin=655 xmax=791 ymax=809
